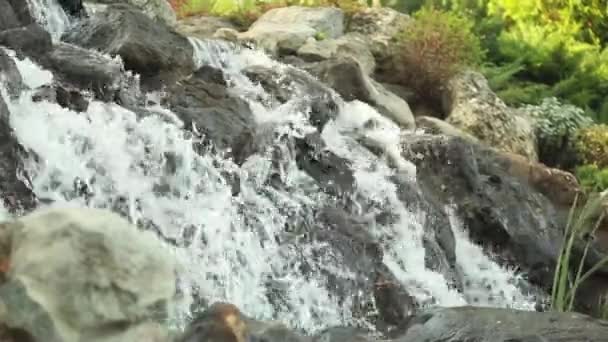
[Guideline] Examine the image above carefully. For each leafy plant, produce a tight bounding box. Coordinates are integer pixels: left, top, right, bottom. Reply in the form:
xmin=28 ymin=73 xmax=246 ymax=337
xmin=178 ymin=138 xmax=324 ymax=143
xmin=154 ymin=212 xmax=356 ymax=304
xmin=522 ymin=97 xmax=593 ymax=168
xmin=576 ymin=165 xmax=608 ymax=193
xmin=552 ymin=191 xmax=608 ymax=313
xmin=576 ymin=124 xmax=608 ymax=168
xmin=396 ymin=6 xmax=484 ymax=104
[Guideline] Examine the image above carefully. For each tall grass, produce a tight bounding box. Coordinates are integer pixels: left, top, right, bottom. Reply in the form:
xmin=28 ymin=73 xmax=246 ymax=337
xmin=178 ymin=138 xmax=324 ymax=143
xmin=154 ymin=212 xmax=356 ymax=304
xmin=551 ymin=191 xmax=608 ymax=312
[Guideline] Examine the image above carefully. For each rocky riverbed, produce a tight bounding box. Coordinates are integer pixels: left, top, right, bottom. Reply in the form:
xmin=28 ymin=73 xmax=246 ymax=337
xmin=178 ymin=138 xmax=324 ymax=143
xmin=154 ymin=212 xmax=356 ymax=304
xmin=1 ymin=0 xmax=608 ymax=341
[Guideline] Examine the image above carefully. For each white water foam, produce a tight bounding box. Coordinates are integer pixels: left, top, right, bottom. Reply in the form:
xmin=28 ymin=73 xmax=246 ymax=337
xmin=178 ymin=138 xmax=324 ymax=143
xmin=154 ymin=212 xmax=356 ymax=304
xmin=26 ymin=0 xmax=71 ymax=42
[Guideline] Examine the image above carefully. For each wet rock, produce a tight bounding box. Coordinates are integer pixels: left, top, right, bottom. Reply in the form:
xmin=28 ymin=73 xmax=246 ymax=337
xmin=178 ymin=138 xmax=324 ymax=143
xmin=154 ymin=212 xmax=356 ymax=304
xmin=0 ymin=93 xmax=37 ymax=214
xmin=398 ymin=306 xmax=608 ymax=342
xmin=401 ymin=134 xmax=562 ymax=289
xmin=164 ymin=65 xmax=254 ymax=150
xmin=294 ymin=133 xmax=355 ymax=197
xmin=31 ymin=84 xmax=90 ymax=112
xmin=0 ymin=0 xmax=20 ymax=31
xmin=0 ymin=48 xmax=25 ymax=98
xmin=305 ymin=57 xmax=415 ymax=129
xmin=57 ymin=0 xmax=85 ymax=17
xmin=5 ymin=0 xmax=35 ymax=26
xmin=85 ymin=0 xmax=176 ymax=26
xmin=312 ymin=327 xmax=375 ymax=342
xmin=63 ymin=3 xmax=194 ymax=89
xmin=239 ymin=6 xmax=344 ymax=55
xmin=176 ymin=15 xmax=239 ymax=40
xmin=444 ymin=70 xmax=538 ymax=161
xmin=243 ymin=65 xmax=340 ymax=131
xmin=305 ymin=206 xmax=416 ymax=334
xmin=41 ymin=43 xmax=124 ymax=102
xmin=0 ymin=207 xmax=175 ymax=342
xmin=179 ymin=302 xmax=309 ymax=342
xmin=0 ymin=23 xmax=52 ymax=61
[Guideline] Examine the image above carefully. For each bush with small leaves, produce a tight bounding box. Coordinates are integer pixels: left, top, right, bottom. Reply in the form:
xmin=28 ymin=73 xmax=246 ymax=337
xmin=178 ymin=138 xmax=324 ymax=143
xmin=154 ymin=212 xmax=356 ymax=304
xmin=396 ymin=7 xmax=484 ymax=106
xmin=523 ymin=97 xmax=593 ymax=169
xmin=576 ymin=124 xmax=608 ymax=169
xmin=575 ymin=164 xmax=608 ymax=193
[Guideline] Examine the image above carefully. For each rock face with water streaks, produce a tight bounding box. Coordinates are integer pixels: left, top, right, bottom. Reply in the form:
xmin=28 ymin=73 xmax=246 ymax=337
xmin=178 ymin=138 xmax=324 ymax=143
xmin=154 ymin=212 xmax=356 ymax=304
xmin=0 ymin=207 xmax=175 ymax=342
xmin=63 ymin=3 xmax=193 ymax=89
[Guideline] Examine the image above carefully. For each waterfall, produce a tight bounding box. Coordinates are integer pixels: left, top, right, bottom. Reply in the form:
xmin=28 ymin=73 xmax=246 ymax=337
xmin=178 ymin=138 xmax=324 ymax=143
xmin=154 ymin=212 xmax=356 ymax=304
xmin=26 ymin=0 xmax=71 ymax=41
xmin=0 ymin=2 xmax=538 ymax=335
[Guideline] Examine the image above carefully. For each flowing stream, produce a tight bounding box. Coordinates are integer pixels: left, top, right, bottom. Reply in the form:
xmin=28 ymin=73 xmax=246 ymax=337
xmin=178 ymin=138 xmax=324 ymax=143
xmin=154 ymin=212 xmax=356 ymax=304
xmin=1 ymin=0 xmax=537 ymax=334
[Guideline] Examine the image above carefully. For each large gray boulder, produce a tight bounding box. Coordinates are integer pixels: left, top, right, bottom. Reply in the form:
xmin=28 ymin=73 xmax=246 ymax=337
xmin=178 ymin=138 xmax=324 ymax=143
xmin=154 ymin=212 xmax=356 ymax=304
xmin=296 ymin=32 xmax=375 ymax=75
xmin=176 ymin=15 xmax=238 ymax=40
xmin=63 ymin=3 xmax=194 ymax=89
xmin=0 ymin=207 xmax=175 ymax=342
xmin=238 ymin=6 xmax=344 ymax=56
xmin=444 ymin=70 xmax=538 ymax=161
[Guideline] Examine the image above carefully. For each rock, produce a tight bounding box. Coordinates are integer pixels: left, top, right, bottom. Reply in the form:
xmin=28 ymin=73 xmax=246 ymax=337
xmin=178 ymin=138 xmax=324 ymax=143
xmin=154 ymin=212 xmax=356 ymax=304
xmin=164 ymin=65 xmax=254 ymax=150
xmin=0 ymin=0 xmax=20 ymax=31
xmin=243 ymin=65 xmax=340 ymax=131
xmin=0 ymin=48 xmax=25 ymax=98
xmin=296 ymin=33 xmax=375 ymax=75
xmin=312 ymin=327 xmax=375 ymax=342
xmin=62 ymin=3 xmax=194 ymax=89
xmin=0 ymin=93 xmax=37 ymax=214
xmin=443 ymin=70 xmax=538 ymax=161
xmin=0 ymin=207 xmax=175 ymax=342
xmin=238 ymin=6 xmax=344 ymax=56
xmin=347 ymin=7 xmax=411 ymax=83
xmin=401 ymin=134 xmax=562 ymax=289
xmin=178 ymin=302 xmax=308 ymax=342
xmin=0 ymin=23 xmax=52 ymax=61
xmin=5 ymin=0 xmax=35 ymax=26
xmin=415 ymin=116 xmax=478 ymax=142
xmin=398 ymin=306 xmax=608 ymax=342
xmin=176 ymin=15 xmax=238 ymax=40
xmin=57 ymin=0 xmax=85 ymax=17
xmin=306 ymin=57 xmax=415 ymax=129
xmin=177 ymin=302 xmax=247 ymax=342
xmin=85 ymin=0 xmax=176 ymax=26
xmin=213 ymin=28 xmax=240 ymax=43
xmin=31 ymin=84 xmax=90 ymax=112
xmin=41 ymin=43 xmax=124 ymax=102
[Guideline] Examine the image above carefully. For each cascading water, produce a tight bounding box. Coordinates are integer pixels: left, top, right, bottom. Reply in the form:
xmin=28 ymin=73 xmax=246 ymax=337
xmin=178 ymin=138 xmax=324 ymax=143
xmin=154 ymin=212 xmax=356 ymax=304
xmin=0 ymin=1 xmax=538 ymax=335
xmin=26 ymin=0 xmax=71 ymax=42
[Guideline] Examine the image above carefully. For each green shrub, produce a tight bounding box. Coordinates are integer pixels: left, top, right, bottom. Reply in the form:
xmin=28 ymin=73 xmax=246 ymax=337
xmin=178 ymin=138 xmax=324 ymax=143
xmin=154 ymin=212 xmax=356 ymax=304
xmin=576 ymin=124 xmax=608 ymax=168
xmin=396 ymin=7 xmax=484 ymax=103
xmin=576 ymin=165 xmax=608 ymax=193
xmin=523 ymin=97 xmax=593 ymax=169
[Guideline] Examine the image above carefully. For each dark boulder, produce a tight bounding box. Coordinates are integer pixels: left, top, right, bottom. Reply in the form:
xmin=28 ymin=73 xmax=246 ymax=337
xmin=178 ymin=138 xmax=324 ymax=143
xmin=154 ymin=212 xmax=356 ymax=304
xmin=62 ymin=3 xmax=194 ymax=89
xmin=0 ymin=0 xmax=20 ymax=31
xmin=31 ymin=84 xmax=89 ymax=112
xmin=0 ymin=23 xmax=52 ymax=60
xmin=40 ymin=43 xmax=124 ymax=102
xmin=312 ymin=327 xmax=375 ymax=342
xmin=164 ymin=65 xmax=254 ymax=150
xmin=0 ymin=93 xmax=37 ymax=214
xmin=57 ymin=0 xmax=85 ymax=17
xmin=5 ymin=0 xmax=34 ymax=25
xmin=243 ymin=65 xmax=340 ymax=131
xmin=398 ymin=306 xmax=608 ymax=342
xmin=401 ymin=134 xmax=563 ymax=289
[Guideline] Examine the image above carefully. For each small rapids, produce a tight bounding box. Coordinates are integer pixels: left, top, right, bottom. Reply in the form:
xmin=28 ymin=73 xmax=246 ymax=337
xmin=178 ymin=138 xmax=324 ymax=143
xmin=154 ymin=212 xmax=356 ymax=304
xmin=0 ymin=0 xmax=537 ymax=335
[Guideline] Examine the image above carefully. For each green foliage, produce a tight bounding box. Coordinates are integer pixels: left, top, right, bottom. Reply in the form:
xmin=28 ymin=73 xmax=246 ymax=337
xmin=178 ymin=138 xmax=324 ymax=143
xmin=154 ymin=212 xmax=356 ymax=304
xmin=523 ymin=97 xmax=593 ymax=168
xmin=552 ymin=192 xmax=608 ymax=313
xmin=576 ymin=124 xmax=608 ymax=168
xmin=576 ymin=164 xmax=608 ymax=193
xmin=396 ymin=7 xmax=484 ymax=102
